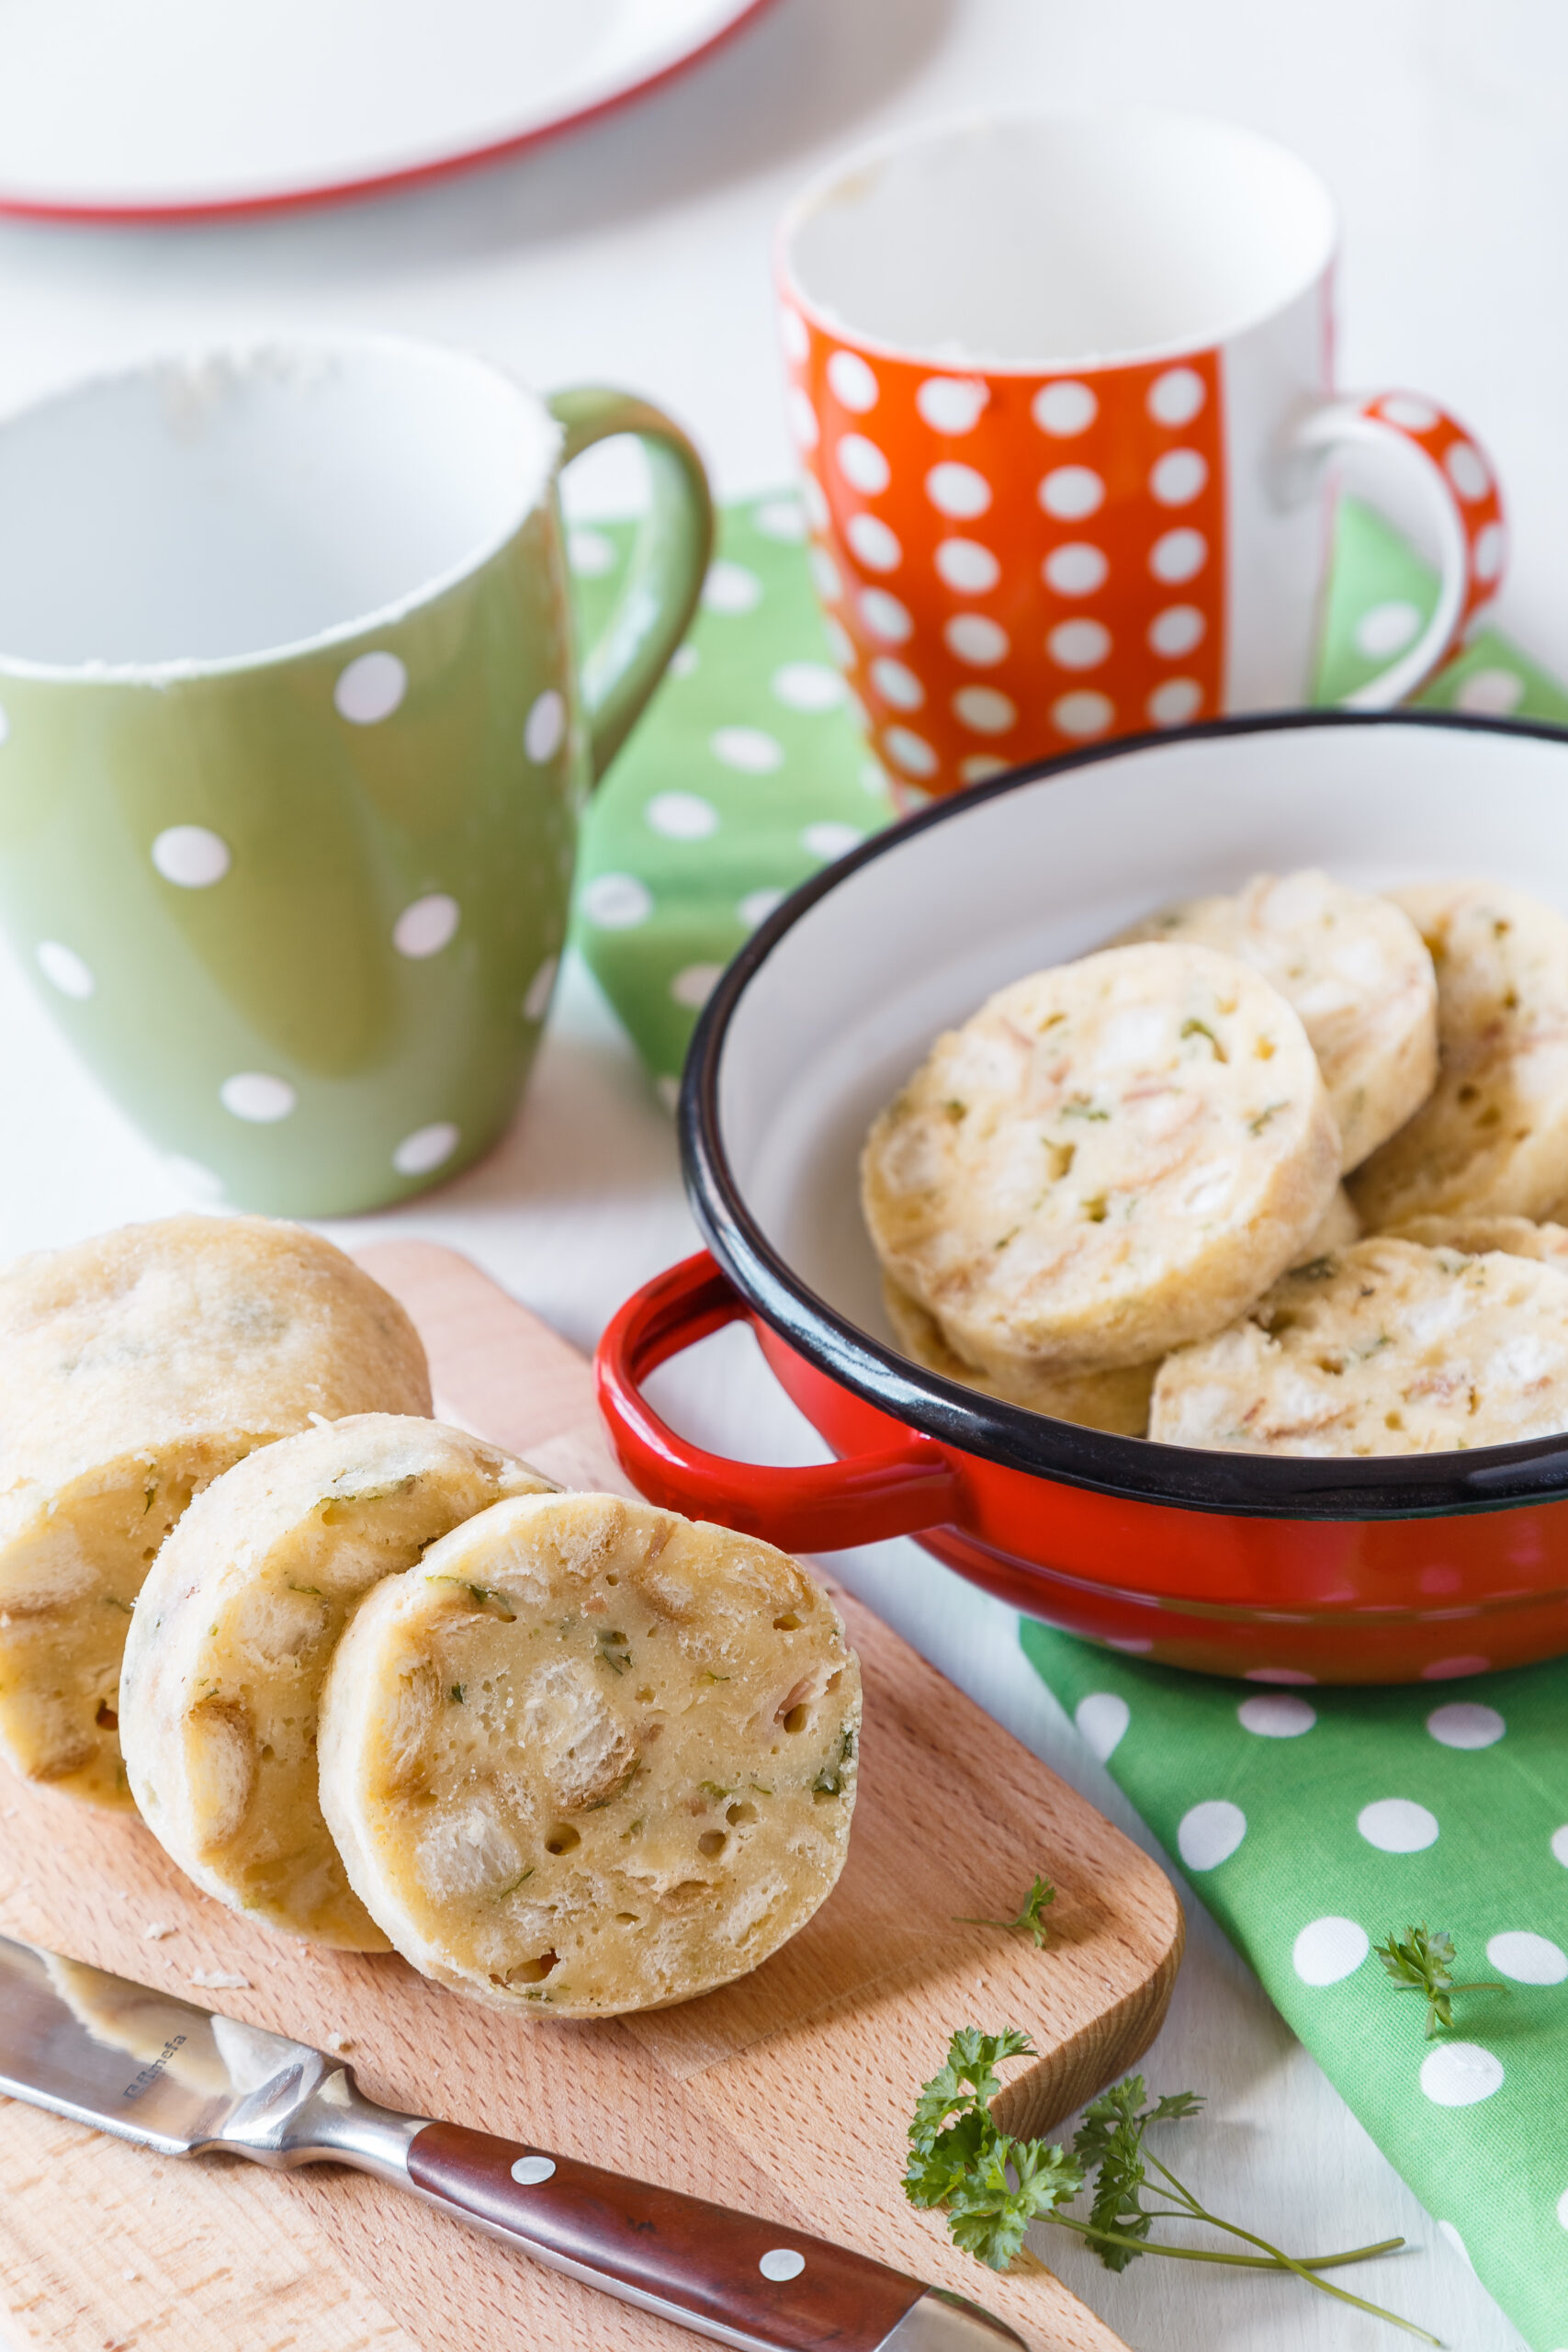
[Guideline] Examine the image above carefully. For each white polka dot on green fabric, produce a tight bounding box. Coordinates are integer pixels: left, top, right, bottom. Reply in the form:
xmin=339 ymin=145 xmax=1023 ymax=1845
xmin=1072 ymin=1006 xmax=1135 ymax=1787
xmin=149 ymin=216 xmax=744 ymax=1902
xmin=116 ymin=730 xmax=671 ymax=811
xmin=801 ymin=822 xmax=863 ymax=863
xmin=646 ymin=791 xmax=719 ymax=839
xmin=1437 ymin=2221 xmax=1475 ymax=2271
xmin=1487 ymin=1931 xmax=1567 ymax=1984
xmin=569 ymin=528 xmax=615 ymax=577
xmin=581 ymin=872 xmax=652 ymax=929
xmin=1421 ymin=2042 xmax=1504 ymax=2107
xmin=1457 ymin=667 xmax=1526 ymax=715
xmin=1427 ymin=1702 xmax=1505 ymax=1748
xmin=1355 ymin=599 xmax=1423 ymax=658
xmin=772 ymin=662 xmax=844 ymax=712
xmin=1358 ymin=1797 xmax=1439 ymax=1851
xmin=711 ymin=727 xmax=784 ymax=774
xmin=1075 ymin=1692 xmax=1129 ymax=1760
xmin=670 ymin=963 xmax=722 ymax=1009
xmin=704 ymin=561 xmax=763 ymax=615
xmin=1292 ymin=1917 xmax=1368 ymax=1984
xmin=1178 ymin=1800 xmax=1246 ymax=1871
xmin=1237 ymin=1693 xmax=1315 ymax=1736
xmin=753 ymin=497 xmax=806 ymax=541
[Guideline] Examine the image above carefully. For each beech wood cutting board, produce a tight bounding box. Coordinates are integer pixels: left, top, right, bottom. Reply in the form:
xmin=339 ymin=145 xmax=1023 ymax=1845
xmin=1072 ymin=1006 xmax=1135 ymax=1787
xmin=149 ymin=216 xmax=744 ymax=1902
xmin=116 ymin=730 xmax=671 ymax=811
xmin=0 ymin=1240 xmax=1182 ymax=2352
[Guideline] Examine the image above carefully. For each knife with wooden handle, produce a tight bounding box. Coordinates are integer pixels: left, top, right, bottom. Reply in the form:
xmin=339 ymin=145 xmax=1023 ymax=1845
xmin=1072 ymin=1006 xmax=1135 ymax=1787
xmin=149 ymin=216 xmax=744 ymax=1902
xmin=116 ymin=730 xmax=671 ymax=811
xmin=0 ymin=1929 xmax=1024 ymax=2352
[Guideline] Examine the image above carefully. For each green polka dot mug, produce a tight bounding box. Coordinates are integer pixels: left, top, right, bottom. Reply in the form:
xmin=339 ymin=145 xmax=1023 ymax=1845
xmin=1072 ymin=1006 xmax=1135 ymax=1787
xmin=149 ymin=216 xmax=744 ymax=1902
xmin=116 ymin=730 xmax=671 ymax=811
xmin=0 ymin=336 xmax=712 ymax=1213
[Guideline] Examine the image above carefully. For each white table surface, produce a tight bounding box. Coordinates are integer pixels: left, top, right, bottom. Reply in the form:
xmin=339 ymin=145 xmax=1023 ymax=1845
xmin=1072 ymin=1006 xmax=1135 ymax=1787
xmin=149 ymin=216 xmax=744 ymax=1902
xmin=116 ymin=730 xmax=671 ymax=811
xmin=0 ymin=4 xmax=1557 ymax=2346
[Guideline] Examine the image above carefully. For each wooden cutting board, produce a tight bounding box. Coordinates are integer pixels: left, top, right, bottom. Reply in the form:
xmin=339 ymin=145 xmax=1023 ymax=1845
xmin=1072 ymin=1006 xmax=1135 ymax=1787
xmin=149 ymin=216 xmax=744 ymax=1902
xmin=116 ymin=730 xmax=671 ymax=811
xmin=0 ymin=1240 xmax=1182 ymax=2352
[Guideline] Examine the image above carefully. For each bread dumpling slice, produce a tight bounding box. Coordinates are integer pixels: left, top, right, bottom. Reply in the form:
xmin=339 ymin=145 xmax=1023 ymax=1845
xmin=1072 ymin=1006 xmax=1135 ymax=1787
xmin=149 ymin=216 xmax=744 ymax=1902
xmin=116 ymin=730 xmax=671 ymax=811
xmin=1114 ymin=869 xmax=1438 ymax=1170
xmin=120 ymin=1416 xmax=554 ymax=1949
xmin=1350 ymin=880 xmax=1568 ymax=1228
xmin=0 ymin=1216 xmax=431 ymax=1808
xmin=1391 ymin=1214 xmax=1568 ymax=1268
xmin=862 ymin=942 xmax=1341 ymax=1377
xmin=1150 ymin=1237 xmax=1568 ymax=1454
xmin=881 ymin=1273 xmax=1158 ymax=1434
xmin=318 ymin=1491 xmax=861 ymax=2015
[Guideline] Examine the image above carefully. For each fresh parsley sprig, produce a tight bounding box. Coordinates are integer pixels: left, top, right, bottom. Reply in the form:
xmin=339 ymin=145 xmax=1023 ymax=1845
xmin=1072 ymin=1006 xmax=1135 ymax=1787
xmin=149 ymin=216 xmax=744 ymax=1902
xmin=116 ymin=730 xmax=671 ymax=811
xmin=904 ymin=2029 xmax=1082 ymax=2271
xmin=953 ymin=1874 xmax=1056 ymax=1948
xmin=1375 ymin=1924 xmax=1507 ymax=2040
xmin=904 ymin=2031 xmax=1434 ymax=2342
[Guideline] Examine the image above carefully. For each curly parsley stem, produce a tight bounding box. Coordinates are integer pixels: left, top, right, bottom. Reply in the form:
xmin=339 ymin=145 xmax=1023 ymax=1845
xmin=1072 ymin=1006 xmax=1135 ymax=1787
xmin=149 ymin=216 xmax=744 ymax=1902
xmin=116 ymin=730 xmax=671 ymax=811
xmin=1046 ymin=2215 xmax=1406 ymax=2271
xmin=1137 ymin=2151 xmax=1438 ymax=2343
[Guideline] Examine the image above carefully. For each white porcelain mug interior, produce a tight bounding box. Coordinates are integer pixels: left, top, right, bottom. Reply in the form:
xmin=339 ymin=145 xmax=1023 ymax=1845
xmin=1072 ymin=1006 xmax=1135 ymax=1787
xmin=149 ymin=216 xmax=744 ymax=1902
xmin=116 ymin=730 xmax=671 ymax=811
xmin=777 ymin=113 xmax=1505 ymax=793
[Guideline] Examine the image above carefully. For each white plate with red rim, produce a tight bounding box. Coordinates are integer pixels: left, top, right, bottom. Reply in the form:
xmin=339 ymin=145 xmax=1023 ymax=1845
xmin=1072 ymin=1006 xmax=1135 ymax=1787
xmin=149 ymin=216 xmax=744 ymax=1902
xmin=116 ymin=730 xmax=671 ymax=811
xmin=0 ymin=0 xmax=776 ymax=221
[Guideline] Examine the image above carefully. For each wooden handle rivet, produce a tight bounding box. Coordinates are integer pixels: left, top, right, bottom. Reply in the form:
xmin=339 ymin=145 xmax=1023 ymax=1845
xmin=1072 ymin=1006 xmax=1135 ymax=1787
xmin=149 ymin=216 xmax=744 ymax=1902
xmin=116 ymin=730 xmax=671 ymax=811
xmin=758 ymin=2250 xmax=806 ymax=2282
xmin=509 ymin=2156 xmax=557 ymax=2186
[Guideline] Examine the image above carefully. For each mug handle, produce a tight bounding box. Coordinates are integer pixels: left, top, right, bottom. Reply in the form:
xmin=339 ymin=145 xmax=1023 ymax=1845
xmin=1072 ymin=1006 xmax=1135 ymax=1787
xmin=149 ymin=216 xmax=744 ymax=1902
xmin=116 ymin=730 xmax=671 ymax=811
xmin=1288 ymin=392 xmax=1506 ymax=709
xmin=547 ymin=387 xmax=714 ymax=782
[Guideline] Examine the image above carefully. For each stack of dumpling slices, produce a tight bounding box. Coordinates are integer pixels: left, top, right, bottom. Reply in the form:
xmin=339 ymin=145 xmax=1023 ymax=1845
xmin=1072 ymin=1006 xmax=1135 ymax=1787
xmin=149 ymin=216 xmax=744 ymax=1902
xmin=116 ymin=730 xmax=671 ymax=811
xmin=864 ymin=873 xmax=1568 ymax=1456
xmin=121 ymin=1427 xmax=862 ymax=2015
xmin=0 ymin=1216 xmax=861 ymax=2016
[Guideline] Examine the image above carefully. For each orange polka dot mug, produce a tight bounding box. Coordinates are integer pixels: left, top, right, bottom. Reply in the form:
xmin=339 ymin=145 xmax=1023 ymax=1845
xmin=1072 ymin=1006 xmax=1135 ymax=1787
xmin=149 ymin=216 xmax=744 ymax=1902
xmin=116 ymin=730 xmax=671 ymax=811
xmin=776 ymin=112 xmax=1505 ymax=802
xmin=0 ymin=336 xmax=711 ymax=1214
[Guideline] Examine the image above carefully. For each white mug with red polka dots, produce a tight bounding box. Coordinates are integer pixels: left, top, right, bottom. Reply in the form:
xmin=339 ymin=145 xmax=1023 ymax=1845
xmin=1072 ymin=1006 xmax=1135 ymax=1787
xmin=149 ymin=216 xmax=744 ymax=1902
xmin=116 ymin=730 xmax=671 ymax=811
xmin=776 ymin=111 xmax=1505 ymax=803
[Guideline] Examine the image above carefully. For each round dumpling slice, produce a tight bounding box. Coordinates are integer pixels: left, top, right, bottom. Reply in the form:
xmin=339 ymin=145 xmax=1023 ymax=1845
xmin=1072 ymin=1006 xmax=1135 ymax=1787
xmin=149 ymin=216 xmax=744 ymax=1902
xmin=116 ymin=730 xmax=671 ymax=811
xmin=0 ymin=1216 xmax=431 ymax=1808
xmin=318 ymin=1491 xmax=861 ymax=2016
xmin=1115 ymin=869 xmax=1438 ymax=1170
xmin=1350 ymin=880 xmax=1568 ymax=1229
xmin=1392 ymin=1214 xmax=1568 ymax=1269
xmin=119 ymin=1416 xmax=554 ymax=1950
xmin=862 ymin=942 xmax=1341 ymax=1376
xmin=882 ymin=1275 xmax=1158 ymax=1435
xmin=1150 ymin=1236 xmax=1568 ymax=1454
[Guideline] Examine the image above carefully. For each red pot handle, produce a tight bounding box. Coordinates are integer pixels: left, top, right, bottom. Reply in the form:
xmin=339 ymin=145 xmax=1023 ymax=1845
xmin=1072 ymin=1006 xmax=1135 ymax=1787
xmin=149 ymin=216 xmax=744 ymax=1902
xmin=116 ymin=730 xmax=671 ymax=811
xmin=594 ymin=1251 xmax=961 ymax=1551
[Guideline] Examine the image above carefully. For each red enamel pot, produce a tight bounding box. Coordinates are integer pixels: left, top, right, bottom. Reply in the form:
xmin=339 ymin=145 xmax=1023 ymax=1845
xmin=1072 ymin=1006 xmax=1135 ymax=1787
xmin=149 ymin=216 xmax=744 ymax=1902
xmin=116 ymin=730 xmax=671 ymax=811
xmin=596 ymin=710 xmax=1568 ymax=1684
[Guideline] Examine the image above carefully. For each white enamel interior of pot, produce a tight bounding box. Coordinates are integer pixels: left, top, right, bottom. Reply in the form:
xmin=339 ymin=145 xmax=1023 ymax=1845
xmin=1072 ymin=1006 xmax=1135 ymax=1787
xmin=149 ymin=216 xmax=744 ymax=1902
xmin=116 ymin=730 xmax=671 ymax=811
xmin=716 ymin=721 xmax=1568 ymax=1362
xmin=0 ymin=340 xmax=560 ymax=674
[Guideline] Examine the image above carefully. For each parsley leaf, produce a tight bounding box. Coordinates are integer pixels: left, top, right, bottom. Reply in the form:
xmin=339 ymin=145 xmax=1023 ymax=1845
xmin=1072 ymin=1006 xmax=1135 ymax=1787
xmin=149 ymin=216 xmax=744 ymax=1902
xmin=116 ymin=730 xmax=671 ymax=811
xmin=953 ymin=1873 xmax=1056 ymax=1948
xmin=1071 ymin=2075 xmax=1204 ymax=2271
xmin=1374 ymin=1923 xmax=1507 ymax=2039
xmin=904 ymin=2036 xmax=1434 ymax=2337
xmin=903 ymin=2030 xmax=1081 ymax=2269
xmin=946 ymin=2133 xmax=1083 ymax=2271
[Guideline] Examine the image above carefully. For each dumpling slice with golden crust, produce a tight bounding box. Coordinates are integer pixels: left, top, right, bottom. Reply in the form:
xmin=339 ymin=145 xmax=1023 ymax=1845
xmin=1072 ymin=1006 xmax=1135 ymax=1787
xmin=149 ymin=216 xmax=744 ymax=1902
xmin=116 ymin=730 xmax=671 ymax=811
xmin=881 ymin=1274 xmax=1158 ymax=1434
xmin=862 ymin=943 xmax=1340 ymax=1378
xmin=120 ymin=1416 xmax=554 ymax=1950
xmin=1350 ymin=880 xmax=1568 ymax=1229
xmin=1391 ymin=1214 xmax=1568 ymax=1268
xmin=318 ymin=1491 xmax=861 ymax=2017
xmin=0 ymin=1216 xmax=431 ymax=1809
xmin=1115 ymin=869 xmax=1437 ymax=1170
xmin=1150 ymin=1237 xmax=1568 ymax=1454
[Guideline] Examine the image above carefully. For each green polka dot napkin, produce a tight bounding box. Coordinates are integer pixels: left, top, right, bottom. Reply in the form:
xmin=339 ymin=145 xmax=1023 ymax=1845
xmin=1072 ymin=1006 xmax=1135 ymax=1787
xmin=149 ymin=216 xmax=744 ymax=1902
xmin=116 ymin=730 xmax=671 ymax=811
xmin=569 ymin=496 xmax=894 ymax=1100
xmin=572 ymin=496 xmax=1568 ymax=2345
xmin=1018 ymin=1628 xmax=1568 ymax=2347
xmin=570 ymin=491 xmax=1568 ymax=1095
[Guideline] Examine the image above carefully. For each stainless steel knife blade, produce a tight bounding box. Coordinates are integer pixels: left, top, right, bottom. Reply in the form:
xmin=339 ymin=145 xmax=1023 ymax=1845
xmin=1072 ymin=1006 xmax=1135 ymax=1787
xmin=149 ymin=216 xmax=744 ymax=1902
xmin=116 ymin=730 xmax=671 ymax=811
xmin=0 ymin=1930 xmax=342 ymax=2160
xmin=0 ymin=1928 xmax=1026 ymax=2352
